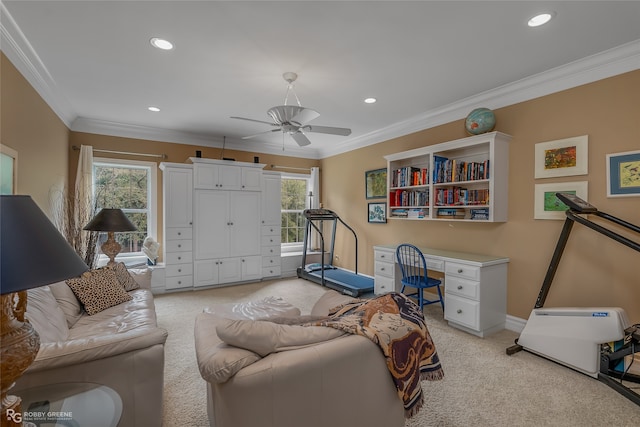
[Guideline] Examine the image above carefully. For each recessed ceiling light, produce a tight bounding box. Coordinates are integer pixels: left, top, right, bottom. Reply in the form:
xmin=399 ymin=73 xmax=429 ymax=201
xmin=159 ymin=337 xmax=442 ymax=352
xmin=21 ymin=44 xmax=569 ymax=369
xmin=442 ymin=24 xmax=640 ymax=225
xmin=528 ymin=12 xmax=555 ymax=27
xmin=148 ymin=106 xmax=160 ymax=112
xmin=150 ymin=37 xmax=173 ymax=50
xmin=364 ymin=97 xmax=377 ymax=104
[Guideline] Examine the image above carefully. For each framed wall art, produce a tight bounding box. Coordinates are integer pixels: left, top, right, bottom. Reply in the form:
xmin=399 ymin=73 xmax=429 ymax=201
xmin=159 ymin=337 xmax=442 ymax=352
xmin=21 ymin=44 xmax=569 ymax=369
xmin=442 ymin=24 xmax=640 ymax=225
xmin=606 ymin=150 xmax=640 ymax=198
xmin=365 ymin=168 xmax=387 ymax=199
xmin=0 ymin=144 xmax=18 ymax=195
xmin=534 ymin=181 xmax=588 ymax=220
xmin=534 ymin=135 xmax=588 ymax=179
xmin=368 ymin=202 xmax=387 ymax=223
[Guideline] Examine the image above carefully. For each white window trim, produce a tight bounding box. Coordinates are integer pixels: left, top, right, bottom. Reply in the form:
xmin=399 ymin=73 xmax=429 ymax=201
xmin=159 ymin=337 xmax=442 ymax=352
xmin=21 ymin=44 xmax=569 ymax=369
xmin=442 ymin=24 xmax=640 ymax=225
xmin=93 ymin=157 xmax=158 ymax=266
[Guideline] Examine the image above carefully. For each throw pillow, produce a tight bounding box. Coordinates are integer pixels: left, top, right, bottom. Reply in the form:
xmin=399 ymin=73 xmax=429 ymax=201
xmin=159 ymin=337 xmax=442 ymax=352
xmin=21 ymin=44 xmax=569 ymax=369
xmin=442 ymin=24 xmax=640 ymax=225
xmin=66 ymin=268 xmax=132 ymax=315
xmin=102 ymin=262 xmax=140 ymax=291
xmin=216 ymin=318 xmax=345 ymax=357
xmin=26 ymin=285 xmax=70 ymax=342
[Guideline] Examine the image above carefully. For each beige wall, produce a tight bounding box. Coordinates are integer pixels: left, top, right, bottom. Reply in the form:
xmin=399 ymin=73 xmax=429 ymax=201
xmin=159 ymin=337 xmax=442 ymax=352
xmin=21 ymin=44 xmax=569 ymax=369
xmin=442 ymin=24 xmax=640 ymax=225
xmin=321 ymin=70 xmax=640 ymax=321
xmin=1 ymin=52 xmax=70 ymax=216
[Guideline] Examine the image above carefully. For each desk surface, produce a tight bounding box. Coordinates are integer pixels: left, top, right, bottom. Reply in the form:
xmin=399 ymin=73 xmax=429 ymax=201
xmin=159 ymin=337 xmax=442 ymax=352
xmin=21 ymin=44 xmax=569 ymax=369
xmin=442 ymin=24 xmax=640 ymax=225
xmin=374 ymin=244 xmax=509 ymax=266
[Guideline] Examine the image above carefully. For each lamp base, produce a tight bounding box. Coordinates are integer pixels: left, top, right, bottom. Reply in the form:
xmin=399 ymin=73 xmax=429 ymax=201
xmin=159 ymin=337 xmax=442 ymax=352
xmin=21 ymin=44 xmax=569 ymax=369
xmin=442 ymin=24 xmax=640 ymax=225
xmin=1 ymin=292 xmax=41 ymax=427
xmin=101 ymin=232 xmax=122 ymax=266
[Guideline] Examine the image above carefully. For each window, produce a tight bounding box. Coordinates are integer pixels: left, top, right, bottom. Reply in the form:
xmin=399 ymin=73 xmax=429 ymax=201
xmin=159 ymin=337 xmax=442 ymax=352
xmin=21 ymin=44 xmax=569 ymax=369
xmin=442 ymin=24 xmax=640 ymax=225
xmin=93 ymin=158 xmax=157 ymax=265
xmin=281 ymin=174 xmax=311 ymax=251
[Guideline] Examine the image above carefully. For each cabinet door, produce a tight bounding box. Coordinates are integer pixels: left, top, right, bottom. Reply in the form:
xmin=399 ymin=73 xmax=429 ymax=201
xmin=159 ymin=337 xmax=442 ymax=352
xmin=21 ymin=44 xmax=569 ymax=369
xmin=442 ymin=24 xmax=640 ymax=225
xmin=229 ymin=192 xmax=261 ymax=256
xmin=194 ymin=190 xmax=229 ymax=259
xmin=193 ymin=164 xmax=218 ymax=189
xmin=262 ymin=174 xmax=281 ymax=225
xmin=164 ymin=168 xmax=193 ymax=227
xmin=218 ymin=164 xmax=242 ymax=190
xmin=242 ymin=168 xmax=263 ymax=191
xmin=218 ymin=257 xmax=241 ymax=283
xmin=194 ymin=259 xmax=219 ymax=287
xmin=241 ymin=255 xmax=262 ymax=281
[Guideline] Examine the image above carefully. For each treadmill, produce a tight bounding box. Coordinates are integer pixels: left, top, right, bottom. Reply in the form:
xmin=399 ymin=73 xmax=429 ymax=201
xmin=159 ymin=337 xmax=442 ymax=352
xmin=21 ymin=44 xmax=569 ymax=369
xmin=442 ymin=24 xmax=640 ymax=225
xmin=297 ymin=209 xmax=374 ymax=297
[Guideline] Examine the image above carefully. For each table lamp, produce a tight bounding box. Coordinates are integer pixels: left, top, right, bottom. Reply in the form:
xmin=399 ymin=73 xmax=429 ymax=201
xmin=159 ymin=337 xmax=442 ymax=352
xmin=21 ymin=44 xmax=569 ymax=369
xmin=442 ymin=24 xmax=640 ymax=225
xmin=1 ymin=195 xmax=89 ymax=426
xmin=83 ymin=208 xmax=137 ymax=266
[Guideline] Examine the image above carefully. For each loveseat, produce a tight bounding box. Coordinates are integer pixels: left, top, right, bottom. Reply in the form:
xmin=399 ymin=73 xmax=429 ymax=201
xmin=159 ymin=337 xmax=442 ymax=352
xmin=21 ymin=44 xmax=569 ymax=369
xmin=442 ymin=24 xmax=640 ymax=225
xmin=194 ymin=290 xmax=406 ymax=427
xmin=15 ymin=264 xmax=168 ymax=427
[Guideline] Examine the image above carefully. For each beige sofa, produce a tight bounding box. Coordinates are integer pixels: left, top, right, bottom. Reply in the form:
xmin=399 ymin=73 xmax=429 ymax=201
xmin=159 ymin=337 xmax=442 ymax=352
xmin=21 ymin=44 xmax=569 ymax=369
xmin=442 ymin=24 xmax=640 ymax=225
xmin=15 ymin=266 xmax=167 ymax=427
xmin=195 ymin=291 xmax=405 ymax=427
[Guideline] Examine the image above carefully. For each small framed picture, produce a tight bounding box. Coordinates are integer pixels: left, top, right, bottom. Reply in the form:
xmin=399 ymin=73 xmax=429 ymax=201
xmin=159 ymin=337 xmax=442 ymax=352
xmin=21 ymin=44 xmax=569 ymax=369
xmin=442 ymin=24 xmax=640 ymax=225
xmin=534 ymin=135 xmax=588 ymax=179
xmin=534 ymin=181 xmax=588 ymax=220
xmin=606 ymin=150 xmax=640 ymax=198
xmin=368 ymin=202 xmax=387 ymax=223
xmin=365 ymin=168 xmax=387 ymax=199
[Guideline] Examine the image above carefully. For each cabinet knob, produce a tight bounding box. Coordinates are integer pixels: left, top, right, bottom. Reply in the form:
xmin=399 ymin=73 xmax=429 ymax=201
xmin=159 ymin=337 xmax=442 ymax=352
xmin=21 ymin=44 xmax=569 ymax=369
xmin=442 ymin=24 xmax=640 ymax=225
xmin=178 ymin=244 xmax=181 ymax=248
xmin=178 ymin=256 xmax=182 ymax=260
xmin=178 ymin=281 xmax=182 ymax=285
xmin=457 ymin=285 xmax=463 ymax=290
xmin=242 ymin=185 xmax=245 ymax=188
xmin=458 ymin=268 xmax=463 ymax=273
xmin=178 ymin=269 xmax=182 ymax=272
xmin=242 ymin=259 xmax=245 ymax=262
xmin=270 ymin=260 xmax=273 ymax=263
xmin=380 ymin=267 xmax=385 ymax=271
xmin=457 ymin=309 xmax=462 ymax=314
xmin=381 ymin=255 xmax=386 ymax=258
xmin=178 ymin=232 xmax=181 ymax=236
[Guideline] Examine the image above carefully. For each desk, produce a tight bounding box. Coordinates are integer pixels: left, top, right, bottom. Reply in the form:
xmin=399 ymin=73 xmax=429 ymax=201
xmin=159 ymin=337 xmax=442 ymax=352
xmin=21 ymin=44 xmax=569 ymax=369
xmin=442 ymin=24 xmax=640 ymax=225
xmin=373 ymin=245 xmax=509 ymax=337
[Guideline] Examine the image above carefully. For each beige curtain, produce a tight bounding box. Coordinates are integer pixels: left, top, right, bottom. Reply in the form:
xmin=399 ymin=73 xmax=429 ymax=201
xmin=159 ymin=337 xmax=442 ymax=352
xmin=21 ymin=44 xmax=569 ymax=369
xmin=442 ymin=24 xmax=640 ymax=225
xmin=75 ymin=145 xmax=94 ymax=258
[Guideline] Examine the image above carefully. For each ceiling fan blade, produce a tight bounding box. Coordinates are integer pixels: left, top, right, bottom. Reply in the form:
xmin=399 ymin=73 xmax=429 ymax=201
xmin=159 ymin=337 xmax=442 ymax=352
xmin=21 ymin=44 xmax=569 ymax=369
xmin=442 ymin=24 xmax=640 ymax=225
xmin=290 ymin=108 xmax=320 ymax=126
xmin=230 ymin=116 xmax=278 ymax=126
xmin=302 ymin=125 xmax=352 ymax=136
xmin=242 ymin=129 xmax=281 ymax=139
xmin=291 ymin=131 xmax=312 ymax=147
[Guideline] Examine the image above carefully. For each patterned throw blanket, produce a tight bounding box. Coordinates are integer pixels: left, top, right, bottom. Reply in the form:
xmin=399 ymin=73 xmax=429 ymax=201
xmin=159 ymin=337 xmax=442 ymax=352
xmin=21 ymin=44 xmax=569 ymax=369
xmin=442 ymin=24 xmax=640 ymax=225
xmin=309 ymin=292 xmax=444 ymax=418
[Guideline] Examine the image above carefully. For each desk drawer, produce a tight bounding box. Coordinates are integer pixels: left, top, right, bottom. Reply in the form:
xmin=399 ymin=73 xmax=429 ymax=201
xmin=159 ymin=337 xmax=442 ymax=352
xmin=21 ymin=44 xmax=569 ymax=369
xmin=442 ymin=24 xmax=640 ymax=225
xmin=427 ymin=259 xmax=444 ymax=272
xmin=375 ymin=276 xmax=394 ymax=295
xmin=374 ymin=261 xmax=394 ymax=279
xmin=445 ymin=276 xmax=480 ymax=300
xmin=446 ymin=262 xmax=480 ymax=281
xmin=444 ymin=294 xmax=480 ymax=330
xmin=375 ymin=250 xmax=395 ymax=263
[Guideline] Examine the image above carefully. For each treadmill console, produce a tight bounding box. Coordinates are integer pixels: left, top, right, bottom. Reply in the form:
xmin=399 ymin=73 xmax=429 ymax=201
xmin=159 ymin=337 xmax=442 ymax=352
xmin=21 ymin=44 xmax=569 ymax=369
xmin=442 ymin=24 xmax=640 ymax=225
xmin=556 ymin=193 xmax=598 ymax=213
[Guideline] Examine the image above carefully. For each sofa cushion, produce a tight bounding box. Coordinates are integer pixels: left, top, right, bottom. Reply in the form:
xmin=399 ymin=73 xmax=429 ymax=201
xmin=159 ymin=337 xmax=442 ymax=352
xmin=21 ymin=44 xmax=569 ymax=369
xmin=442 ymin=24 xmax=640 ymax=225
xmin=128 ymin=267 xmax=151 ymax=290
xmin=49 ymin=280 xmax=84 ymax=328
xmin=310 ymin=290 xmax=358 ymax=317
xmin=106 ymin=262 xmax=140 ymax=291
xmin=216 ymin=318 xmax=345 ymax=357
xmin=26 ymin=285 xmax=69 ymax=343
xmin=66 ymin=268 xmax=132 ymax=315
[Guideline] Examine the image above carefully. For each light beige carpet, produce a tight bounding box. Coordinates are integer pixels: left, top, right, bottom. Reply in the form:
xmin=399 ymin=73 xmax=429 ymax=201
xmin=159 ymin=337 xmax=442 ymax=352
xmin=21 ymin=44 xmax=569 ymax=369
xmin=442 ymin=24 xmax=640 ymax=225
xmin=155 ymin=277 xmax=640 ymax=426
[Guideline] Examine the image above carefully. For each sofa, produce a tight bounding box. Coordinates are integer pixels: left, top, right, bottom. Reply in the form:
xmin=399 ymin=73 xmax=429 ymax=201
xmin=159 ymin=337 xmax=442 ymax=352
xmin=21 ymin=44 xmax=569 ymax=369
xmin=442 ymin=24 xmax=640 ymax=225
xmin=14 ymin=264 xmax=168 ymax=427
xmin=194 ymin=290 xmax=406 ymax=427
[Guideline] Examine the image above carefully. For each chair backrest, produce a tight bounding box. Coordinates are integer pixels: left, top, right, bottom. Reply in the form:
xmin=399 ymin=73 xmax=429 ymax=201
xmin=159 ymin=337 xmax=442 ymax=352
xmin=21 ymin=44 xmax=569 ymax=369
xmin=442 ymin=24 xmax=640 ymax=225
xmin=395 ymin=244 xmax=428 ymax=286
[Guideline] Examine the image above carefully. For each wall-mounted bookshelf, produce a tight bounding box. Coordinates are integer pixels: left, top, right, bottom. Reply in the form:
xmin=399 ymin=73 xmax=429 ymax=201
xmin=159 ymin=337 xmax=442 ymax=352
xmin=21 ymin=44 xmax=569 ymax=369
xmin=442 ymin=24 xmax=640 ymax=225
xmin=384 ymin=131 xmax=511 ymax=222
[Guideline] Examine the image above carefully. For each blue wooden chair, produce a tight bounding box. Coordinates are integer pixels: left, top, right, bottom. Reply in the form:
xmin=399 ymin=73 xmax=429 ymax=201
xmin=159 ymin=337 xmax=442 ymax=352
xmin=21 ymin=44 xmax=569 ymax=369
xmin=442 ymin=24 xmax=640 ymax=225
xmin=395 ymin=243 xmax=444 ymax=311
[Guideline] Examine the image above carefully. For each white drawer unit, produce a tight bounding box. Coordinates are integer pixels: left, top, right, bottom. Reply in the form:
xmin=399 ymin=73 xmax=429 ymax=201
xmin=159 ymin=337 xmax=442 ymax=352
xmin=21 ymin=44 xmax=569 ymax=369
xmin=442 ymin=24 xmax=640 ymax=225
xmin=373 ymin=245 xmax=508 ymax=337
xmin=261 ymin=225 xmax=281 ymax=279
xmin=164 ymin=229 xmax=194 ymax=291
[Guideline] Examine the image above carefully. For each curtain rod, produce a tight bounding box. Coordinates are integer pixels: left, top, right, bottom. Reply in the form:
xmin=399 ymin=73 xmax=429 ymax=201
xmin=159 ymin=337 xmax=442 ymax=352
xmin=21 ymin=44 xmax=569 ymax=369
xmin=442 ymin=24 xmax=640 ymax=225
xmin=270 ymin=165 xmax=312 ymax=172
xmin=72 ymin=145 xmax=167 ymax=159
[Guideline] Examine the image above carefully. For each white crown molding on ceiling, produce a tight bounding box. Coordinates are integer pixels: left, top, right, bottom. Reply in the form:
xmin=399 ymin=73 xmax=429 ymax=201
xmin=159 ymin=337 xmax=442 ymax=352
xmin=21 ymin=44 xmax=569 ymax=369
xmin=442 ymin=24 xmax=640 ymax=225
xmin=2 ymin=1 xmax=638 ymax=160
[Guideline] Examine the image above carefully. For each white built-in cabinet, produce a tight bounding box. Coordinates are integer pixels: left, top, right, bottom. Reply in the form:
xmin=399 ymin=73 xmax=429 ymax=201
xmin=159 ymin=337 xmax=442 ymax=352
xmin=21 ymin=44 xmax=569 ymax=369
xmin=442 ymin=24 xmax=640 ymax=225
xmin=159 ymin=159 xmax=282 ymax=292
xmin=385 ymin=131 xmax=511 ymax=222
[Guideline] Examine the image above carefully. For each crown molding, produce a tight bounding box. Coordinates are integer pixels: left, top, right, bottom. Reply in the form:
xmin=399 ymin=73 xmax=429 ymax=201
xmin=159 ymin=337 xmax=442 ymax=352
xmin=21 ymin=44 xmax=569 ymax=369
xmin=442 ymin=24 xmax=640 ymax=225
xmin=316 ymin=39 xmax=640 ymax=158
xmin=0 ymin=3 xmax=76 ymax=127
xmin=71 ymin=117 xmax=321 ymax=160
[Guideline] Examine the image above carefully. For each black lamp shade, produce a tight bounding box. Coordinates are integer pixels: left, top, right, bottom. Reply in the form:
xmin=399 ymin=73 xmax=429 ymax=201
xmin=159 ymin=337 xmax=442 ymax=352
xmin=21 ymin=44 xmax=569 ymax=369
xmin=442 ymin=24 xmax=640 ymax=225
xmin=0 ymin=195 xmax=89 ymax=294
xmin=84 ymin=208 xmax=138 ymax=232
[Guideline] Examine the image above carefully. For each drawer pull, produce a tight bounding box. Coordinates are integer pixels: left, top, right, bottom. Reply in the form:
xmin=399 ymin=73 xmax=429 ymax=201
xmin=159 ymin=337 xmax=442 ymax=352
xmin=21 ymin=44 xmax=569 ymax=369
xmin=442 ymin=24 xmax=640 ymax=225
xmin=178 ymin=281 xmax=182 ymax=285
xmin=178 ymin=232 xmax=181 ymax=236
xmin=178 ymin=269 xmax=182 ymax=272
xmin=178 ymin=256 xmax=182 ymax=260
xmin=458 ymin=268 xmax=463 ymax=273
xmin=270 ymin=260 xmax=273 ymax=264
xmin=178 ymin=244 xmax=181 ymax=248
xmin=380 ymin=267 xmax=385 ymax=271
xmin=457 ymin=309 xmax=462 ymax=314
xmin=457 ymin=285 xmax=463 ymax=290
xmin=381 ymin=255 xmax=386 ymax=258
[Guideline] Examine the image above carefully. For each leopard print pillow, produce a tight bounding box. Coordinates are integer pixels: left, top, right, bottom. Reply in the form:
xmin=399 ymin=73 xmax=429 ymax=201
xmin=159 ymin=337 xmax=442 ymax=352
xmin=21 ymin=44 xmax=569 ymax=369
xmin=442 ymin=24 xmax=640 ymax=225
xmin=103 ymin=262 xmax=139 ymax=291
xmin=66 ymin=268 xmax=132 ymax=315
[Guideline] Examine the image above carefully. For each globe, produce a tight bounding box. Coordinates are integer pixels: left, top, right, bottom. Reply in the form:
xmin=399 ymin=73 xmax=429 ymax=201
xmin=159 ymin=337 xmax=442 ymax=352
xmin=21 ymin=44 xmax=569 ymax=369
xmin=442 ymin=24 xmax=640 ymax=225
xmin=465 ymin=108 xmax=496 ymax=135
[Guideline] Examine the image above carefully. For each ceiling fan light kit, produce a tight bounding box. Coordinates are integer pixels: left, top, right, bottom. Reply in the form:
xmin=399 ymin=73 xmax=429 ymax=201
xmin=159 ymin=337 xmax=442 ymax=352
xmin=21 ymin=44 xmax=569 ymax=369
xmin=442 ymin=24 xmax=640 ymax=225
xmin=231 ymin=72 xmax=352 ymax=147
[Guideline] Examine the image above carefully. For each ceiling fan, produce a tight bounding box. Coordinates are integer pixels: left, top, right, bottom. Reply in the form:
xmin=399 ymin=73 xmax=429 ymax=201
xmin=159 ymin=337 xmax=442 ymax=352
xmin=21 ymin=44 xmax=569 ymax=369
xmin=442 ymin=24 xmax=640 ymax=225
xmin=231 ymin=72 xmax=352 ymax=147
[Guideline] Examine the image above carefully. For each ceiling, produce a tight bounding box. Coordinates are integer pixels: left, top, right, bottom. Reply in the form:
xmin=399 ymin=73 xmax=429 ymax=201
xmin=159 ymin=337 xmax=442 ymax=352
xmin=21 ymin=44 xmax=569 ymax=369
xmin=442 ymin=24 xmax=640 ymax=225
xmin=3 ymin=1 xmax=640 ymax=159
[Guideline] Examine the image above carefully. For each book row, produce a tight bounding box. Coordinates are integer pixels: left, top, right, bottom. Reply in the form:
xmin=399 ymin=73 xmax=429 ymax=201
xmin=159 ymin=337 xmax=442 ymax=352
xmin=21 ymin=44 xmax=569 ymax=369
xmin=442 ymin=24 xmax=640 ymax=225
xmin=434 ymin=187 xmax=489 ymax=206
xmin=433 ymin=155 xmax=490 ymax=184
xmin=391 ymin=166 xmax=429 ymax=188
xmin=389 ymin=189 xmax=429 ymax=207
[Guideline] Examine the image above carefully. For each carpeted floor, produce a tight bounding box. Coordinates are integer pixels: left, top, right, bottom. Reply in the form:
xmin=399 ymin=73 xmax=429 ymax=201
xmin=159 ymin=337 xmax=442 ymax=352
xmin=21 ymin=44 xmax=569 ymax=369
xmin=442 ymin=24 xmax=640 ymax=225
xmin=155 ymin=277 xmax=640 ymax=426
